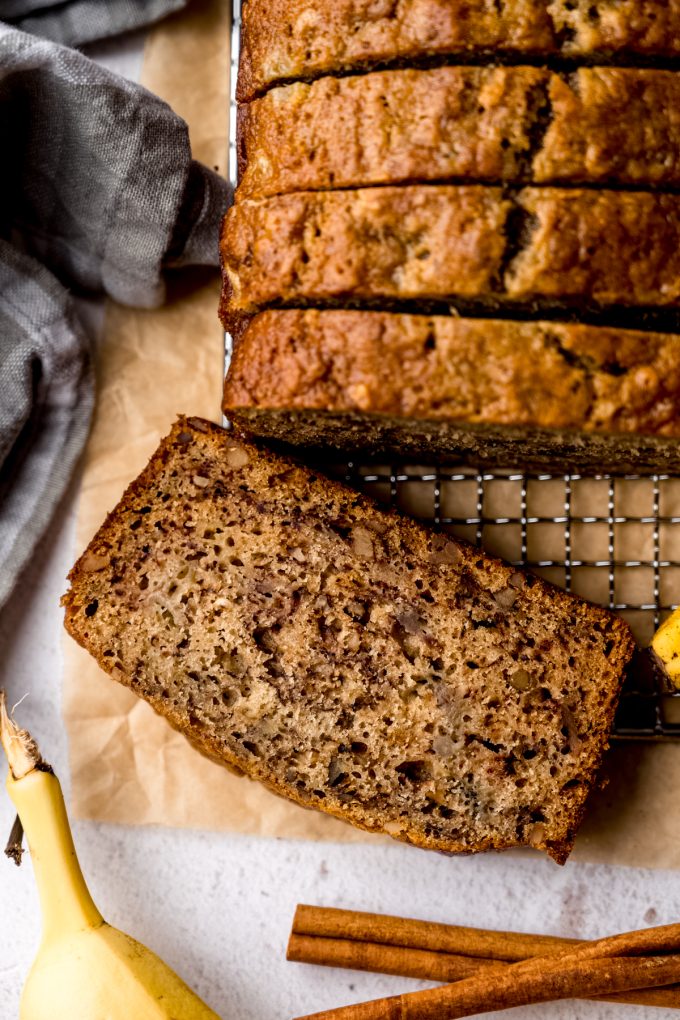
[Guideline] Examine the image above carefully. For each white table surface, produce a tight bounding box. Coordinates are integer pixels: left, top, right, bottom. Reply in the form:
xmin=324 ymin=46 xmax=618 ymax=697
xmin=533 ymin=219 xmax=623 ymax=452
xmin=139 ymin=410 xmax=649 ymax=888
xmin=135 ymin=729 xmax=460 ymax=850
xmin=2 ymin=30 xmax=680 ymax=1020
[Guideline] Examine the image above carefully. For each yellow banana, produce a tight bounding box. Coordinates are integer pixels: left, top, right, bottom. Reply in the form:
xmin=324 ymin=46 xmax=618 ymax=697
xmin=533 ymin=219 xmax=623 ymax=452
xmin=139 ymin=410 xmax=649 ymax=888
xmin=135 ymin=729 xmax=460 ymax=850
xmin=0 ymin=691 xmax=222 ymax=1020
xmin=650 ymin=606 xmax=680 ymax=690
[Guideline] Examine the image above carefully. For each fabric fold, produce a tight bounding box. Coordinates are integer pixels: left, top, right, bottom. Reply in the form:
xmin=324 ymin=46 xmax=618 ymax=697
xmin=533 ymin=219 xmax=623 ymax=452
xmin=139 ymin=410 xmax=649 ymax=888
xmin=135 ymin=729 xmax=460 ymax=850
xmin=0 ymin=25 xmax=229 ymax=308
xmin=0 ymin=240 xmax=93 ymax=607
xmin=0 ymin=22 xmax=230 ymax=607
xmin=0 ymin=0 xmax=188 ymax=48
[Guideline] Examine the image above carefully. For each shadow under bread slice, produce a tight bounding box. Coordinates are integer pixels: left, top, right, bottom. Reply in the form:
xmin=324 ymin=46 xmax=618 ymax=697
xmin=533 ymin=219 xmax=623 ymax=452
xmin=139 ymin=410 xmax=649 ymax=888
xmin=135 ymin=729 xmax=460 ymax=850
xmin=62 ymin=417 xmax=634 ymax=864
xmin=237 ymin=0 xmax=680 ymax=102
xmin=222 ymin=311 xmax=680 ymax=472
xmin=237 ymin=67 xmax=680 ymax=201
xmin=219 ymin=187 xmax=680 ymax=329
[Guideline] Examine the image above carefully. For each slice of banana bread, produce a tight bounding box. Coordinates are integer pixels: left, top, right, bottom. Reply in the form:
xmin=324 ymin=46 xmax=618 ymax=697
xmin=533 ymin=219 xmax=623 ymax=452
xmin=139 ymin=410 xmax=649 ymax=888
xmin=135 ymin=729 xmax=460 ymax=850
xmin=219 ymin=187 xmax=680 ymax=327
xmin=63 ymin=417 xmax=635 ymax=863
xmin=237 ymin=67 xmax=680 ymax=200
xmin=223 ymin=310 xmax=680 ymax=471
xmin=237 ymin=0 xmax=680 ymax=101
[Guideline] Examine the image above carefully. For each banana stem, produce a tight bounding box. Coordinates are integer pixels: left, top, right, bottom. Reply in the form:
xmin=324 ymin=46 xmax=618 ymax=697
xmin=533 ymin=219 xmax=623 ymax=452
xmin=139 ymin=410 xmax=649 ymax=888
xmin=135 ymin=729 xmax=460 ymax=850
xmin=0 ymin=691 xmax=104 ymax=939
xmin=5 ymin=812 xmax=24 ymax=866
xmin=0 ymin=691 xmax=44 ymax=779
xmin=6 ymin=769 xmax=104 ymax=940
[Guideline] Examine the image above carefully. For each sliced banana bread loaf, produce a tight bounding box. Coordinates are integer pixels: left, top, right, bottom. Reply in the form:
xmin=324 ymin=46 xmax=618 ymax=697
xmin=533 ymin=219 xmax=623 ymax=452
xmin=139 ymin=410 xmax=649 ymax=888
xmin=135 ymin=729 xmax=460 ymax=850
xmin=219 ymin=187 xmax=680 ymax=327
xmin=63 ymin=417 xmax=635 ymax=863
xmin=237 ymin=67 xmax=680 ymax=200
xmin=237 ymin=0 xmax=680 ymax=101
xmin=224 ymin=311 xmax=680 ymax=471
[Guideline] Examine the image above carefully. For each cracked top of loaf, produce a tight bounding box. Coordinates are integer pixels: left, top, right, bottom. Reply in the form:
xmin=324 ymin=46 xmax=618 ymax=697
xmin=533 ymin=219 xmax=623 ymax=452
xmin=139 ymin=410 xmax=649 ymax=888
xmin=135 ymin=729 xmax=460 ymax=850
xmin=236 ymin=67 xmax=680 ymax=201
xmin=237 ymin=0 xmax=680 ymax=102
xmin=219 ymin=186 xmax=680 ymax=328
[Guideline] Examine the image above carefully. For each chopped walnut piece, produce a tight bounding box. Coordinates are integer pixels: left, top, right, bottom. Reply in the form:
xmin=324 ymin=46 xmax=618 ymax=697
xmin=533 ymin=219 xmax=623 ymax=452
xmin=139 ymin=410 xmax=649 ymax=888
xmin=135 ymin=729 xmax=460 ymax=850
xmin=431 ymin=537 xmax=461 ymax=565
xmin=509 ymin=668 xmax=532 ymax=692
xmin=226 ymin=446 xmax=250 ymax=468
xmin=79 ymin=551 xmax=109 ymax=572
xmin=351 ymin=525 xmax=374 ymax=559
xmin=528 ymin=822 xmax=546 ymax=846
xmin=495 ymin=587 xmax=518 ymax=609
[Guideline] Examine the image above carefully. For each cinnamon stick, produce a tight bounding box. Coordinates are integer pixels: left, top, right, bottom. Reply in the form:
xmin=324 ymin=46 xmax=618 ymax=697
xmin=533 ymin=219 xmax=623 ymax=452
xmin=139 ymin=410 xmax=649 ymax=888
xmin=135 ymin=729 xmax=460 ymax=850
xmin=292 ymin=905 xmax=579 ymax=962
xmin=287 ymin=932 xmax=680 ymax=1009
xmin=288 ymin=933 xmax=499 ymax=983
xmin=295 ymin=952 xmax=680 ymax=1020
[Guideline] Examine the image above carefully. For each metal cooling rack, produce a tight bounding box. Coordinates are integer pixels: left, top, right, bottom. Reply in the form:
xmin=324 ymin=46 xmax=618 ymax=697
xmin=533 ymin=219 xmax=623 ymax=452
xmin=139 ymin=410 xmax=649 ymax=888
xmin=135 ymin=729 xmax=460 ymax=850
xmin=225 ymin=0 xmax=680 ymax=741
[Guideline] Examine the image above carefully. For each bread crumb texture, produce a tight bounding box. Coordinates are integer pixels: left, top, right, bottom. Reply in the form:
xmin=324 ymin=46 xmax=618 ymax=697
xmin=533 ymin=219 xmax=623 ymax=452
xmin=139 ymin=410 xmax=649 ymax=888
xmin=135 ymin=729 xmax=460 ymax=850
xmin=63 ymin=418 xmax=635 ymax=863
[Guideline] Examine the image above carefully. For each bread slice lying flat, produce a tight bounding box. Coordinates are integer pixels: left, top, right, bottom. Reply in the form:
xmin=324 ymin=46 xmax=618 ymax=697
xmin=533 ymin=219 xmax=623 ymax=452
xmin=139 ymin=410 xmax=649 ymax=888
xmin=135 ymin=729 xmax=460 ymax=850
xmin=237 ymin=67 xmax=680 ymax=201
xmin=237 ymin=0 xmax=680 ymax=101
xmin=63 ymin=417 xmax=635 ymax=863
xmin=220 ymin=186 xmax=680 ymax=327
xmin=223 ymin=310 xmax=680 ymax=472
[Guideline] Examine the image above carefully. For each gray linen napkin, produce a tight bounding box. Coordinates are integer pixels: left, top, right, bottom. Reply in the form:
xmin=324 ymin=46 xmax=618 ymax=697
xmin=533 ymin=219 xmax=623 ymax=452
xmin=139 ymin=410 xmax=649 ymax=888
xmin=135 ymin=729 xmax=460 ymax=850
xmin=0 ymin=240 xmax=93 ymax=607
xmin=0 ymin=24 xmax=230 ymax=607
xmin=1 ymin=0 xmax=187 ymax=48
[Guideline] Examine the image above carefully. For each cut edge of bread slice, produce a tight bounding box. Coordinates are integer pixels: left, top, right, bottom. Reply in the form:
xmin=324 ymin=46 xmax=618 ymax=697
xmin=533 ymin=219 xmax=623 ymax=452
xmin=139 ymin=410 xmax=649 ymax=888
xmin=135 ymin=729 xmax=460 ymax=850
xmin=223 ymin=310 xmax=680 ymax=472
xmin=63 ymin=417 xmax=636 ymax=864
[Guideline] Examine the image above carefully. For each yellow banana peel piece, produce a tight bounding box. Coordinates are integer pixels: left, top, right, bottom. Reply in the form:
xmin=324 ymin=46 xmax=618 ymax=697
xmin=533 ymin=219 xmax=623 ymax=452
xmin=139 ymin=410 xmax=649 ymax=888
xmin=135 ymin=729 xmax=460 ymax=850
xmin=0 ymin=691 xmax=222 ymax=1020
xmin=650 ymin=607 xmax=680 ymax=690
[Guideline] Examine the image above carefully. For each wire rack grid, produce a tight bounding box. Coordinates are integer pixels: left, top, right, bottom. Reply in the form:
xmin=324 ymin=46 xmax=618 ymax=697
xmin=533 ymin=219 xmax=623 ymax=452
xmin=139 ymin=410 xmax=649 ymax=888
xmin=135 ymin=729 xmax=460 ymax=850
xmin=226 ymin=1 xmax=680 ymax=740
xmin=339 ymin=465 xmax=680 ymax=741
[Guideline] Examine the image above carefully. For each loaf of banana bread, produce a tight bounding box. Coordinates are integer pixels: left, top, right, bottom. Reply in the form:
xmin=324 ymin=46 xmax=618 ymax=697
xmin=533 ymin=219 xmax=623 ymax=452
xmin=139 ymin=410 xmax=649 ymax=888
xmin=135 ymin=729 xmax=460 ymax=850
xmin=237 ymin=67 xmax=680 ymax=200
xmin=237 ymin=0 xmax=680 ymax=101
xmin=63 ymin=417 xmax=635 ymax=863
xmin=223 ymin=311 xmax=680 ymax=471
xmin=219 ymin=187 xmax=680 ymax=327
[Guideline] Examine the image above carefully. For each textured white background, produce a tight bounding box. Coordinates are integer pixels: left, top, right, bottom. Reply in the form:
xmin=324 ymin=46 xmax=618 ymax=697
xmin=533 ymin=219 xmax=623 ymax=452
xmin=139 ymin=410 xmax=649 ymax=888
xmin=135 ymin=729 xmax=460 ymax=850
xmin=2 ymin=31 xmax=680 ymax=1020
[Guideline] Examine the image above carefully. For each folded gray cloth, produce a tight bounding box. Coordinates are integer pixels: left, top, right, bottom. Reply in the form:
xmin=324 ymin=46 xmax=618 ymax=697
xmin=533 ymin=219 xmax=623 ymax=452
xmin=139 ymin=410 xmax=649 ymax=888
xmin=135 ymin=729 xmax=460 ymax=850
xmin=0 ymin=24 xmax=231 ymax=608
xmin=1 ymin=0 xmax=187 ymax=48
xmin=0 ymin=240 xmax=93 ymax=607
xmin=1 ymin=25 xmax=228 ymax=306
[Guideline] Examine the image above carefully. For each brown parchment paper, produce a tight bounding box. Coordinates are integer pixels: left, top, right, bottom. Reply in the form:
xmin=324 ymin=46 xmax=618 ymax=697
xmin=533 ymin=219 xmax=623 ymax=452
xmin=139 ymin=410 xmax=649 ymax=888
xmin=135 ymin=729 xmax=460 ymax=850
xmin=63 ymin=0 xmax=680 ymax=866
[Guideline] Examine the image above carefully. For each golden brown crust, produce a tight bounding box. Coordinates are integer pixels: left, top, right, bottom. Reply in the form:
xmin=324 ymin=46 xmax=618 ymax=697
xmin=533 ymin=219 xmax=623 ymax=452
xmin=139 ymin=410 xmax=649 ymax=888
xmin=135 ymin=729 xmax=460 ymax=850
xmin=237 ymin=0 xmax=554 ymax=102
xmin=219 ymin=187 xmax=680 ymax=326
xmin=237 ymin=67 xmax=680 ymax=200
xmin=63 ymin=417 xmax=635 ymax=864
xmin=506 ymin=190 xmax=680 ymax=306
xmin=237 ymin=67 xmax=546 ymax=199
xmin=220 ymin=186 xmax=510 ymax=327
xmin=223 ymin=310 xmax=680 ymax=438
xmin=237 ymin=0 xmax=680 ymax=102
xmin=535 ymin=68 xmax=680 ymax=184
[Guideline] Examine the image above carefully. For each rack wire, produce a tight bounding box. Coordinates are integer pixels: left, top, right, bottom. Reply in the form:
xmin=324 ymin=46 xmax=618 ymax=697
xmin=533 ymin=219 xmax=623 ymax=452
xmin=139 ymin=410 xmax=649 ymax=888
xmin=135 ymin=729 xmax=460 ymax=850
xmin=226 ymin=0 xmax=680 ymax=741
